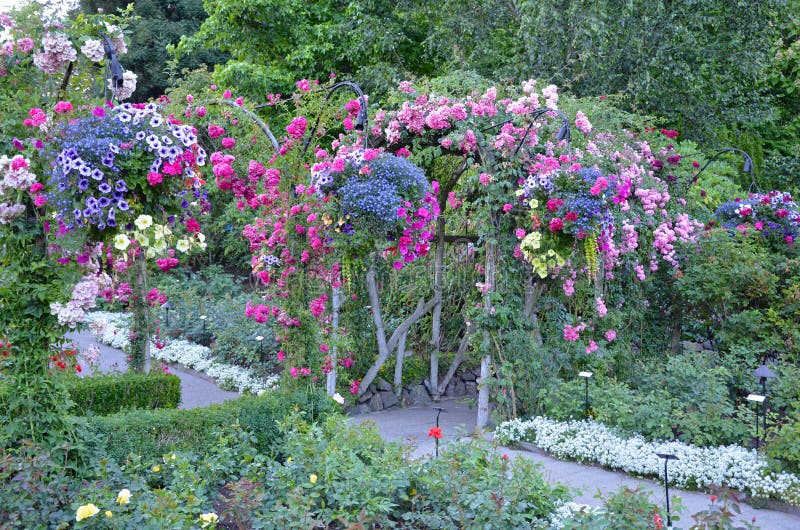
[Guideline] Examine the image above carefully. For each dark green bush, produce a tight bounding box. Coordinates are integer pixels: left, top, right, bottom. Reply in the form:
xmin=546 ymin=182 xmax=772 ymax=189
xmin=538 ymin=354 xmax=750 ymax=447
xmin=87 ymin=387 xmax=334 ymax=463
xmin=67 ymin=373 xmax=181 ymax=415
xmin=765 ymin=421 xmax=800 ymax=475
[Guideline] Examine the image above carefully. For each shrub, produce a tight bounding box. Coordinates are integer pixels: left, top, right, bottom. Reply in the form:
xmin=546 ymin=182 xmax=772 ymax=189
xmin=765 ymin=421 xmax=800 ymax=475
xmin=227 ymin=414 xmax=570 ymax=528
xmin=67 ymin=373 xmax=181 ymax=415
xmin=87 ymin=387 xmax=334 ymax=463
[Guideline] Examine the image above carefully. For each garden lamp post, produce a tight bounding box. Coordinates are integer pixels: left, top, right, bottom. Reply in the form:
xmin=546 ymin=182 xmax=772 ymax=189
xmin=255 ymin=335 xmax=264 ymax=359
xmin=746 ymin=393 xmax=765 ymax=449
xmin=578 ymin=371 xmax=593 ymax=419
xmin=161 ymin=301 xmax=171 ymax=327
xmin=752 ymin=364 xmax=776 ymax=443
xmin=199 ymin=314 xmax=207 ymax=337
xmin=656 ymin=453 xmax=679 ymax=528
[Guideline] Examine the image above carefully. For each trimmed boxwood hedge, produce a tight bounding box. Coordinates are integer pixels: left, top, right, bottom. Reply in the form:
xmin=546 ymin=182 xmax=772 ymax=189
xmin=87 ymin=387 xmax=334 ymax=463
xmin=68 ymin=373 xmax=181 ymax=415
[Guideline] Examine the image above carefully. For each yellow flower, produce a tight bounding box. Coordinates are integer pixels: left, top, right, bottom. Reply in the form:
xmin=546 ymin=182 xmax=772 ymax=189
xmin=199 ymin=512 xmax=218 ymax=528
xmin=105 ymin=510 xmax=113 ymax=518
xmin=286 ymin=457 xmax=293 ymax=463
xmin=134 ymin=214 xmax=153 ymax=231
xmin=137 ymin=234 xmax=150 ymax=248
xmin=410 ymin=488 xmax=417 ymax=495
xmin=76 ymin=503 xmax=100 ymax=521
xmin=529 ymin=199 xmax=539 ymax=209
xmin=153 ymin=224 xmax=165 ymax=239
xmin=309 ymin=474 xmax=318 ymax=484
xmin=152 ymin=465 xmax=160 ymax=472
xmin=116 ymin=488 xmax=131 ymax=505
xmin=113 ymin=233 xmax=130 ymax=251
xmin=175 ymin=239 xmax=190 ymax=253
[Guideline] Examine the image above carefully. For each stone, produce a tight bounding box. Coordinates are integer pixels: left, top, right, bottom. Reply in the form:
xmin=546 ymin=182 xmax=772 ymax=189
xmin=408 ymin=384 xmax=432 ymax=404
xmin=375 ymin=378 xmax=393 ymax=392
xmin=358 ymin=388 xmax=373 ymax=403
xmin=683 ymin=341 xmax=703 ymax=352
xmin=350 ymin=403 xmax=372 ymax=415
xmin=453 ymin=379 xmax=467 ymax=397
xmin=379 ymin=390 xmax=399 ymax=409
xmin=369 ymin=392 xmax=384 ymax=411
xmin=465 ymin=381 xmax=478 ymax=395
xmin=461 ymin=370 xmax=477 ymax=382
xmin=444 ymin=381 xmax=455 ymax=397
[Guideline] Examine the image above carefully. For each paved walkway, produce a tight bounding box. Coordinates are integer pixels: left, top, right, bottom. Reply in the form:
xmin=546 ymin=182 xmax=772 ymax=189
xmin=353 ymin=398 xmax=800 ymax=530
xmin=64 ymin=330 xmax=240 ymax=409
xmin=68 ymin=332 xmax=800 ymax=528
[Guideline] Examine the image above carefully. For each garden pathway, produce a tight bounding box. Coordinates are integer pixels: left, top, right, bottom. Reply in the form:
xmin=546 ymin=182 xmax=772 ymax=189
xmin=70 ymin=332 xmax=800 ymax=528
xmin=353 ymin=399 xmax=800 ymax=530
xmin=64 ymin=330 xmax=240 ymax=409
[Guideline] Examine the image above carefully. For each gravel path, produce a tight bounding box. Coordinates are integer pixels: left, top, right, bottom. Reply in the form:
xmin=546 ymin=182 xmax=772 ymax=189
xmin=64 ymin=330 xmax=240 ymax=409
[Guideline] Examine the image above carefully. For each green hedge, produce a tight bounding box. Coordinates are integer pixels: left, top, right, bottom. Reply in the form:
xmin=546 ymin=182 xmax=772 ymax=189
xmin=87 ymin=387 xmax=334 ymax=463
xmin=68 ymin=373 xmax=181 ymax=415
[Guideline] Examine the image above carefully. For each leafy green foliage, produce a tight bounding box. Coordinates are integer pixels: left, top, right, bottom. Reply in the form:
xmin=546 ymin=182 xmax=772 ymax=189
xmin=539 ymin=354 xmax=750 ymax=447
xmin=65 ymin=373 xmax=181 ymax=415
xmin=87 ymin=387 xmax=334 ymax=463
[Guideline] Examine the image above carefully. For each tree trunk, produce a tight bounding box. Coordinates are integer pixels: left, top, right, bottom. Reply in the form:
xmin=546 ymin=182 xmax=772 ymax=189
xmin=393 ymin=328 xmax=408 ymax=397
xmin=437 ymin=322 xmax=476 ymax=395
xmin=430 ymin=217 xmax=446 ymax=399
xmin=477 ymin=218 xmax=498 ymax=429
xmin=326 ymin=286 xmax=342 ymax=396
xmin=524 ymin=272 xmax=544 ymax=346
xmin=359 ymin=263 xmax=440 ymax=396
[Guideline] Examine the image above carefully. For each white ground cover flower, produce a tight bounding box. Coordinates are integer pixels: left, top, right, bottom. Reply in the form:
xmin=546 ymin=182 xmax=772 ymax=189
xmin=87 ymin=311 xmax=278 ymax=394
xmin=496 ymin=416 xmax=800 ymax=506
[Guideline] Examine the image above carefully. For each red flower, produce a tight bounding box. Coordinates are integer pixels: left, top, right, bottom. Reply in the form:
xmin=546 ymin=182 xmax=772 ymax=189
xmin=653 ymin=513 xmax=663 ymax=529
xmin=565 ymin=211 xmax=578 ymax=222
xmin=549 ymin=217 xmax=564 ymax=232
xmin=428 ymin=426 xmax=443 ymax=439
xmin=185 ymin=218 xmax=201 ymax=233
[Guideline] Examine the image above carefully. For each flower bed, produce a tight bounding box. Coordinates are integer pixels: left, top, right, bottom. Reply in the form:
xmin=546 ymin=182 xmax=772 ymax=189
xmin=87 ymin=311 xmax=278 ymax=394
xmin=495 ymin=416 xmax=800 ymax=506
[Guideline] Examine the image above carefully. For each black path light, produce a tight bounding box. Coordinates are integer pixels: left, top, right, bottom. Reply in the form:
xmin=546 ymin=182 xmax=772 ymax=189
xmin=656 ymin=453 xmax=679 ymax=528
xmin=512 ymin=107 xmax=572 ymax=158
xmin=255 ymin=335 xmax=264 ymax=359
xmin=161 ymin=301 xmax=171 ymax=327
xmin=746 ymin=393 xmax=766 ymax=449
xmin=752 ymin=363 xmax=777 ymax=443
xmin=431 ymin=406 xmax=447 ymax=458
xmin=578 ymin=371 xmax=592 ymax=419
xmin=303 ymin=81 xmax=369 ymax=157
xmin=199 ymin=314 xmax=207 ymax=337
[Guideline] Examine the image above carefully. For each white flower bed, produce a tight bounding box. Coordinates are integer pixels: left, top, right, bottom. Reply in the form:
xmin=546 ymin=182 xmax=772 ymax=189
xmin=496 ymin=416 xmax=800 ymax=506
xmin=87 ymin=311 xmax=279 ymax=395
